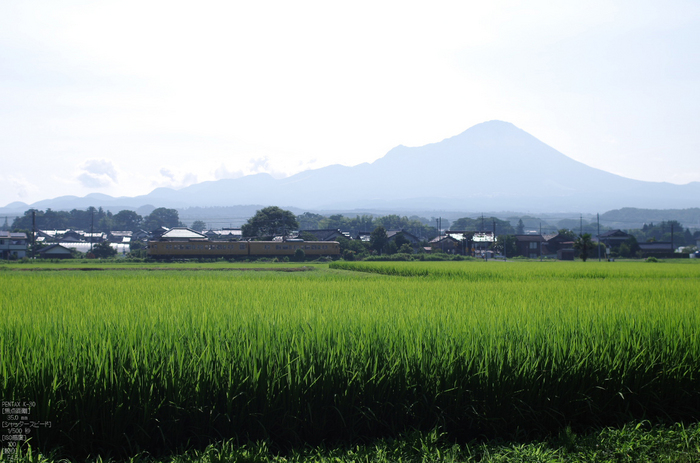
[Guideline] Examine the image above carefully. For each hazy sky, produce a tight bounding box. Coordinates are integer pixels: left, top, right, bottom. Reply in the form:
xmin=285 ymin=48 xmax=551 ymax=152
xmin=1 ymin=0 xmax=699 ymax=206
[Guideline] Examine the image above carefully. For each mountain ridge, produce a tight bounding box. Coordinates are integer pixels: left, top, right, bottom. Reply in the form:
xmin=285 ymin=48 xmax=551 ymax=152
xmin=3 ymin=121 xmax=699 ymax=214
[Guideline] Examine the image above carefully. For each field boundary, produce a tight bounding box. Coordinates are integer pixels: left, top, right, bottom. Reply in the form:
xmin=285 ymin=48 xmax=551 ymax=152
xmin=2 ymin=266 xmax=315 ymax=272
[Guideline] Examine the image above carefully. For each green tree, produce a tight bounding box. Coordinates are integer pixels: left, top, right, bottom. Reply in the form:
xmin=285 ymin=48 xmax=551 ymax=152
xmin=91 ymin=241 xmax=118 ymax=259
xmin=113 ymin=210 xmax=143 ymax=232
xmin=557 ymin=229 xmax=576 ymax=240
xmin=451 ymin=217 xmax=515 ymax=234
xmin=191 ymin=220 xmax=206 ymax=232
xmin=370 ymin=226 xmax=388 ymax=255
xmin=297 ymin=212 xmax=325 ymax=230
xmin=573 ymin=233 xmax=594 ymax=262
xmin=495 ymin=234 xmax=517 ymax=257
xmin=336 ymin=235 xmax=369 ymax=257
xmin=293 ymin=248 xmax=305 ymax=262
xmin=516 ymin=219 xmax=525 ymax=235
xmin=242 ymin=206 xmax=299 ymax=240
xmin=398 ymin=243 xmax=414 ymax=254
xmin=322 ymin=214 xmax=347 ymax=230
xmin=144 ymin=208 xmax=180 ymax=230
xmin=393 ymin=232 xmax=411 ymax=250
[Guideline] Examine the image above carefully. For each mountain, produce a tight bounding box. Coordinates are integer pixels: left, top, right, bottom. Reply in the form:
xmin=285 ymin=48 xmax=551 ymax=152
xmin=4 ymin=121 xmax=700 ymax=214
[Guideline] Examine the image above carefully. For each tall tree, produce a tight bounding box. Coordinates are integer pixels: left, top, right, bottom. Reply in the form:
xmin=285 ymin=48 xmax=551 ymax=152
xmin=370 ymin=226 xmax=388 ymax=255
xmin=557 ymin=229 xmax=576 ymax=240
xmin=573 ymin=233 xmax=594 ymax=262
xmin=191 ymin=220 xmax=207 ymax=232
xmin=242 ymin=206 xmax=299 ymax=239
xmin=297 ymin=212 xmax=325 ymax=230
xmin=144 ymin=208 xmax=180 ymax=230
xmin=113 ymin=210 xmax=143 ymax=231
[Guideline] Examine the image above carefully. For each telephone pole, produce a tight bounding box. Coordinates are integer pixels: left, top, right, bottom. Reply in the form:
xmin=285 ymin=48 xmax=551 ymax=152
xmin=493 ymin=219 xmax=497 ymax=258
xmin=90 ymin=209 xmax=94 ymax=253
xmin=671 ymin=222 xmax=674 ymax=252
xmin=597 ymin=213 xmax=601 ymax=261
xmin=31 ymin=210 xmax=36 ymax=259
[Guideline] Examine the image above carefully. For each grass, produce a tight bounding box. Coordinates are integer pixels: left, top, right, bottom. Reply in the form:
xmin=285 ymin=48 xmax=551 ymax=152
xmin=0 ymin=260 xmax=327 ymax=270
xmin=1 ymin=261 xmax=699 ymax=460
xmin=7 ymin=422 xmax=700 ymax=462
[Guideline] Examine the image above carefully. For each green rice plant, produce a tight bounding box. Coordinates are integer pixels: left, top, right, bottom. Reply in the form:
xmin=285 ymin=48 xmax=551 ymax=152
xmin=1 ymin=263 xmax=700 ymax=459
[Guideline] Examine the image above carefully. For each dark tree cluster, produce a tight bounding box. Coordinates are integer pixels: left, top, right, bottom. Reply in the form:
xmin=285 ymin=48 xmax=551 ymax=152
xmin=630 ymin=221 xmax=695 ymax=247
xmin=295 ymin=212 xmax=438 ymax=241
xmin=12 ymin=207 xmax=182 ymax=233
xmin=242 ymin=206 xmax=299 ymax=239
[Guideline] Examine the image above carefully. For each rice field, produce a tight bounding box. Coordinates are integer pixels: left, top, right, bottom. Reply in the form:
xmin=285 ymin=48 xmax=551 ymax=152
xmin=1 ymin=261 xmax=700 ymax=459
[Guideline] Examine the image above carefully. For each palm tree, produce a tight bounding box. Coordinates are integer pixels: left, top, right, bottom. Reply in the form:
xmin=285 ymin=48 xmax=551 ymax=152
xmin=573 ymin=233 xmax=594 ymax=262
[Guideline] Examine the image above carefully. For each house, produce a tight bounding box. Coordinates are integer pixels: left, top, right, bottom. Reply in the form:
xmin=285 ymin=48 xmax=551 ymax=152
xmin=595 ymin=230 xmax=631 ymax=249
xmin=429 ymin=235 xmax=461 ymax=254
xmin=386 ymin=230 xmax=421 ymax=247
xmin=443 ymin=231 xmax=474 ymax=255
xmin=59 ymin=230 xmax=86 ymax=243
xmin=158 ymin=227 xmax=207 ymax=241
xmin=37 ymin=244 xmax=73 ymax=259
xmin=208 ymin=228 xmax=242 ymax=240
xmin=356 ymin=232 xmax=371 ymax=242
xmin=471 ymin=231 xmax=494 ymax=253
xmin=82 ymin=232 xmax=106 ymax=244
xmin=150 ymin=227 xmax=170 ymax=240
xmin=299 ymin=229 xmax=349 ymax=241
xmin=0 ymin=232 xmax=28 ymax=259
xmin=542 ymin=233 xmax=575 ymax=260
xmin=638 ymin=242 xmax=674 ymax=257
xmin=108 ymin=231 xmax=133 ymax=243
xmin=132 ymin=229 xmax=150 ymax=242
xmin=36 ymin=229 xmax=70 ymax=242
xmin=515 ymin=235 xmax=546 ymax=258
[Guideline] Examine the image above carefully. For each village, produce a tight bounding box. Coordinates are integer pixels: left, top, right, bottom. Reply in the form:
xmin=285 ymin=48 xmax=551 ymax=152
xmin=2 ymin=219 xmax=699 ymax=261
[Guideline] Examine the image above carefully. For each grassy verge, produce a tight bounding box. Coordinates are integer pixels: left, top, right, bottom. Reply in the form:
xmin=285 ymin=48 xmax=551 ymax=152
xmin=7 ymin=423 xmax=700 ymax=462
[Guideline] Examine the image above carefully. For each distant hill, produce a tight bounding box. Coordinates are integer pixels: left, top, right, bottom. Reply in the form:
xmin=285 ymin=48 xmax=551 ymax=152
xmin=3 ymin=121 xmax=700 ymax=214
xmin=601 ymin=208 xmax=700 ymax=229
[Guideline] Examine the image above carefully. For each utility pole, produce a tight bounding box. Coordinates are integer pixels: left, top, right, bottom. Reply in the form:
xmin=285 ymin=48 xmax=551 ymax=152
xmin=597 ymin=213 xmax=601 ymax=262
xmin=580 ymin=214 xmax=583 ymax=237
xmin=31 ymin=210 xmax=36 ymax=259
xmin=671 ymin=222 xmax=674 ymax=252
xmin=493 ymin=219 xmax=497 ymax=258
xmin=539 ymin=222 xmax=542 ymax=261
xmin=90 ymin=208 xmax=94 ymax=253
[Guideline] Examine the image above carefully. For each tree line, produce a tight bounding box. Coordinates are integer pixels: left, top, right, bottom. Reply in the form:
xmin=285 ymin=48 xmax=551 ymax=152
xmin=11 ymin=207 xmax=182 ymax=233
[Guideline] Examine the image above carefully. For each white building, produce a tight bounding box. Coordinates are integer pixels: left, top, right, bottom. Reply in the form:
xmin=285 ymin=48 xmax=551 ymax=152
xmin=0 ymin=232 xmax=28 ymax=259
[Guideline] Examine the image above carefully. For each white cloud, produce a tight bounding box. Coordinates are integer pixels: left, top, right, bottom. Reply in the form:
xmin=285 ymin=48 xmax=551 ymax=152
xmin=214 ymin=164 xmax=244 ymax=180
xmin=159 ymin=168 xmax=175 ymax=180
xmin=83 ymin=159 xmax=117 ymax=181
xmin=214 ymin=157 xmax=295 ymax=181
xmin=1 ymin=174 xmax=37 ymax=201
xmin=77 ymin=172 xmax=111 ymax=188
xmin=154 ymin=168 xmax=197 ymax=189
xmin=76 ymin=159 xmax=118 ymax=188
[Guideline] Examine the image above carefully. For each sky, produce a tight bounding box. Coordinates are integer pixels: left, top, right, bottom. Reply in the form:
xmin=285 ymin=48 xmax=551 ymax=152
xmin=1 ymin=0 xmax=699 ymax=207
